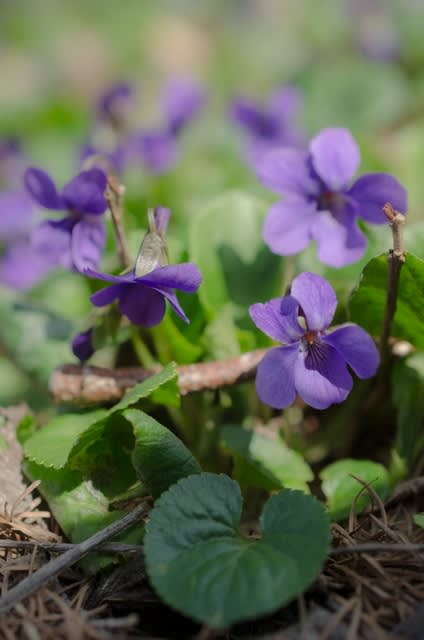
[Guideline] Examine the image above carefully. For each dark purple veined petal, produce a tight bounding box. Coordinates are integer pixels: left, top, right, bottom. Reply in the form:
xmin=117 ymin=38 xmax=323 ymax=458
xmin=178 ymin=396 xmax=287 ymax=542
xmin=24 ymin=167 xmax=64 ymax=210
xmin=31 ymin=218 xmax=74 ymax=269
xmin=90 ymin=282 xmax=125 ymax=307
xmin=137 ymin=131 xmax=179 ymax=174
xmin=255 ymin=345 xmax=298 ymax=409
xmin=72 ymin=328 xmax=95 ymax=361
xmin=62 ymin=168 xmax=108 ymax=215
xmin=255 ymin=148 xmax=317 ymax=198
xmin=348 ymin=173 xmax=407 ymax=224
xmin=309 ymin=128 xmax=360 ymax=191
xmin=311 ymin=210 xmax=367 ymax=268
xmin=0 ymin=191 xmax=34 ymax=241
xmin=138 ymin=263 xmax=202 ymax=293
xmin=324 ymin=323 xmax=380 ymax=378
xmin=118 ymin=284 xmax=166 ymax=326
xmin=249 ymin=296 xmax=303 ymax=343
xmin=294 ymin=342 xmax=353 ymax=409
xmin=72 ymin=218 xmax=106 ymax=272
xmin=290 ymin=272 xmax=338 ymax=332
xmin=263 ymin=198 xmax=316 ymax=256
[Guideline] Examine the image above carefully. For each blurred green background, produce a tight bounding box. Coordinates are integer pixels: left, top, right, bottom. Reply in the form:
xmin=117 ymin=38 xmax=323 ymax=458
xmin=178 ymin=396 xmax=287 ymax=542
xmin=1 ymin=0 xmax=424 ymax=406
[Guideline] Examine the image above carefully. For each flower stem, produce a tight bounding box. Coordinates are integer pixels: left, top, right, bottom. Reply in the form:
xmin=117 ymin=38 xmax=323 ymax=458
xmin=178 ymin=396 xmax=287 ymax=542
xmin=105 ymin=175 xmax=131 ymax=270
xmin=379 ymin=203 xmax=406 ymax=375
xmin=130 ymin=326 xmax=156 ymax=368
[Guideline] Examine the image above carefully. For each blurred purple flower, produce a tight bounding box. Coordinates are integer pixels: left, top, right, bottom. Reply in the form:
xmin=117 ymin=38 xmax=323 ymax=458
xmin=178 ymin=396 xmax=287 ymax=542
xmin=162 ymin=77 xmax=206 ymax=136
xmin=347 ymin=0 xmax=399 ymax=62
xmin=230 ymin=86 xmax=304 ymax=165
xmin=82 ymin=78 xmax=206 ymax=176
xmin=0 ymin=137 xmax=28 ymax=189
xmin=0 ymin=239 xmax=56 ymax=291
xmin=85 ymin=262 xmax=202 ymax=327
xmin=0 ymin=191 xmax=35 ymax=243
xmin=133 ymin=77 xmax=206 ymax=174
xmin=250 ymin=272 xmax=379 ymax=410
xmin=96 ymin=83 xmax=135 ymax=128
xmin=72 ymin=328 xmax=95 ymax=362
xmin=24 ymin=167 xmax=108 ymax=272
xmin=257 ymin=127 xmax=407 ymax=267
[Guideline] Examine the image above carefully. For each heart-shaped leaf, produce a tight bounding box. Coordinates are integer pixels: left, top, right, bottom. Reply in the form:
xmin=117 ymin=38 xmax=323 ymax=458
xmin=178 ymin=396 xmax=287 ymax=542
xmin=145 ymin=473 xmax=330 ymax=629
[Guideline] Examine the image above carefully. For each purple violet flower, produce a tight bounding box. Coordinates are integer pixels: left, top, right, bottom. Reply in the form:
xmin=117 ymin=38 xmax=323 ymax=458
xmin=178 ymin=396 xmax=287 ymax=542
xmin=250 ymin=272 xmax=379 ymax=410
xmin=230 ymin=86 xmax=304 ymax=165
xmin=0 ymin=137 xmax=28 ymax=189
xmin=24 ymin=167 xmax=108 ymax=272
xmin=96 ymin=83 xmax=135 ymax=129
xmin=72 ymin=328 xmax=95 ymax=362
xmin=134 ymin=77 xmax=206 ymax=175
xmin=85 ymin=262 xmax=202 ymax=327
xmin=257 ymin=127 xmax=407 ymax=267
xmin=0 ymin=239 xmax=56 ymax=291
xmin=162 ymin=77 xmax=206 ymax=136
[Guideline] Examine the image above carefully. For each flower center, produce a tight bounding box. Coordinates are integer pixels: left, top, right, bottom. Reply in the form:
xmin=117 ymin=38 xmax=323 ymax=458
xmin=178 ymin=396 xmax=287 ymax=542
xmin=317 ymin=189 xmax=347 ymax=215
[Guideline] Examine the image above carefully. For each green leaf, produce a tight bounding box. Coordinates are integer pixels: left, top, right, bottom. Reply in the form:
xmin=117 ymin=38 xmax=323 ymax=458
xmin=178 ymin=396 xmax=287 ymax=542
xmin=202 ymin=304 xmax=240 ymax=360
xmin=23 ymin=410 xmax=108 ymax=469
xmin=320 ymin=459 xmax=390 ymax=521
xmin=145 ymin=473 xmax=330 ymax=629
xmin=0 ymin=289 xmax=74 ymax=386
xmin=24 ymin=364 xmax=178 ymax=472
xmin=189 ymin=190 xmax=281 ymax=319
xmin=392 ymin=353 xmax=424 ymax=471
xmin=221 ymin=426 xmax=313 ymax=493
xmin=151 ymin=313 xmax=203 ymax=364
xmin=24 ymin=460 xmax=144 ymax=574
xmin=413 ymin=513 xmax=424 ymax=529
xmin=112 ymin=362 xmax=178 ymax=412
xmin=349 ymin=253 xmax=424 ymax=349
xmin=67 ymin=413 xmax=137 ymax=499
xmin=125 ymin=408 xmax=202 ymax=498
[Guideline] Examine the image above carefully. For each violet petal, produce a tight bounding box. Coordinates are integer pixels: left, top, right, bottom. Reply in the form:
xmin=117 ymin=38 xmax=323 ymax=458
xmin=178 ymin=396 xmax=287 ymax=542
xmin=255 ymin=345 xmax=298 ymax=409
xmin=294 ymin=342 xmax=353 ymax=409
xmin=291 ymin=272 xmax=337 ymax=331
xmin=309 ymin=128 xmax=360 ymax=190
xmin=90 ymin=282 xmax=124 ymax=307
xmin=348 ymin=173 xmax=407 ymax=224
xmin=119 ymin=284 xmax=166 ymax=326
xmin=324 ymin=324 xmax=380 ymax=378
xmin=62 ymin=168 xmax=107 ymax=215
xmin=138 ymin=263 xmax=202 ymax=292
xmin=249 ymin=296 xmax=303 ymax=343
xmin=263 ymin=198 xmax=316 ymax=256
xmin=255 ymin=148 xmax=317 ymax=197
xmin=312 ymin=211 xmax=367 ymax=268
xmin=24 ymin=168 xmax=64 ymax=210
xmin=72 ymin=218 xmax=106 ymax=272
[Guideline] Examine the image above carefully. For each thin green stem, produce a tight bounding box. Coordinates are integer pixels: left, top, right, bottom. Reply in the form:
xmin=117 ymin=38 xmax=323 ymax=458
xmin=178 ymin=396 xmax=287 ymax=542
xmin=130 ymin=326 xmax=156 ymax=368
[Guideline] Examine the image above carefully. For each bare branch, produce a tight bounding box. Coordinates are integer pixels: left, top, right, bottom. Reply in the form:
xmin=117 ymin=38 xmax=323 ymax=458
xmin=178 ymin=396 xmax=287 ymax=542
xmin=49 ymin=349 xmax=267 ymax=405
xmin=0 ymin=502 xmax=149 ymax=616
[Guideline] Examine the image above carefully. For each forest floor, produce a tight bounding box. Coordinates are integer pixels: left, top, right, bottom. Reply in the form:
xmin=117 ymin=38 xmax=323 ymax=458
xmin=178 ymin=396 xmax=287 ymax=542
xmin=1 ymin=405 xmax=424 ymax=640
